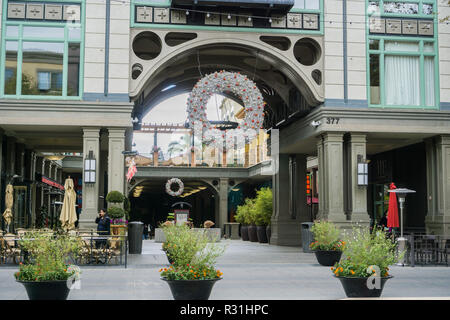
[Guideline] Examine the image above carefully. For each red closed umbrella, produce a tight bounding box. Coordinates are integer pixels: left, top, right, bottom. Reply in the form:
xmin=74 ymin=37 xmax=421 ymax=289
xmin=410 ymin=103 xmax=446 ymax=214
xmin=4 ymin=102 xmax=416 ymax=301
xmin=387 ymin=182 xmax=399 ymax=228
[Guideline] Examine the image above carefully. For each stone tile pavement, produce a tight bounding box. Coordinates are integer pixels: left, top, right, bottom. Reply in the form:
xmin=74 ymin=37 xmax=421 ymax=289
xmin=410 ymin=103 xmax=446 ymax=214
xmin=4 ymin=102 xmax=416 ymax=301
xmin=1 ymin=239 xmax=450 ymax=300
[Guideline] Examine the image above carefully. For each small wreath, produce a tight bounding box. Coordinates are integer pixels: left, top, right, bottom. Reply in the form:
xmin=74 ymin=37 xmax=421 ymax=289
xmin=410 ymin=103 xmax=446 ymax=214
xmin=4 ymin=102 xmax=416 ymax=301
xmin=165 ymin=178 xmax=184 ymax=197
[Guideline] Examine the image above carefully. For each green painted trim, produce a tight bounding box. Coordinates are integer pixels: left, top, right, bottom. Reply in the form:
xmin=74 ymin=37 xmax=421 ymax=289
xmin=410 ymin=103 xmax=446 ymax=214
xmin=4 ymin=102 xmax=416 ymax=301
xmin=2 ymin=94 xmax=82 ymax=100
xmin=419 ymin=41 xmax=425 ymax=106
xmin=16 ymin=25 xmax=23 ymax=96
xmin=9 ymin=0 xmax=83 ymax=2
xmin=62 ymin=26 xmax=68 ymax=96
xmin=1 ymin=0 xmax=85 ymax=100
xmin=368 ymin=104 xmax=439 ymax=110
xmin=365 ymin=0 xmax=439 ymax=109
xmin=0 ymin=0 xmax=6 ymax=96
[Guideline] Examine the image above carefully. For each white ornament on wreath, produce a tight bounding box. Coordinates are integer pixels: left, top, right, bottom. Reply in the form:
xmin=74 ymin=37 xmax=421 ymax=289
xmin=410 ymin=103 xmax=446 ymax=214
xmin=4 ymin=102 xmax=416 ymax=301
xmin=165 ymin=178 xmax=184 ymax=197
xmin=186 ymin=71 xmax=265 ymax=149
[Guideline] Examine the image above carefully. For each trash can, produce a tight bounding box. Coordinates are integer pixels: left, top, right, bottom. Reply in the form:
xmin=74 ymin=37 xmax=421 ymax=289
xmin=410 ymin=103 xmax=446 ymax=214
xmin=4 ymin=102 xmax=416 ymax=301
xmin=128 ymin=221 xmax=144 ymax=254
xmin=301 ymin=222 xmax=314 ymax=253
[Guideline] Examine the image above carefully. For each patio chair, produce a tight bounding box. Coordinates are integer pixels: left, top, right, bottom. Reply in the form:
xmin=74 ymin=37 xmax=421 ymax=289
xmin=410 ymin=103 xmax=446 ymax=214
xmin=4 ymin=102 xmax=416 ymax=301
xmin=107 ymin=238 xmax=123 ymax=264
xmin=2 ymin=234 xmax=21 ymax=264
xmin=416 ymin=236 xmax=438 ymax=264
xmin=437 ymin=239 xmax=450 ymax=266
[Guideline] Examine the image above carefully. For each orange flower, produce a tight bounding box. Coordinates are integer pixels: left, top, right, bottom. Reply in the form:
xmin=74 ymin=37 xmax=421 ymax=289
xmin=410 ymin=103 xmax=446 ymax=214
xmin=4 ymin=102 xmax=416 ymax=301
xmin=350 ymin=270 xmax=355 ymax=275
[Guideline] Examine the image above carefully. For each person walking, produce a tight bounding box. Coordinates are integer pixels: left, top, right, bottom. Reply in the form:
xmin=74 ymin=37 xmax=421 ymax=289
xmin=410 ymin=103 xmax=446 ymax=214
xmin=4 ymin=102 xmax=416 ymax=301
xmin=143 ymin=224 xmax=149 ymax=240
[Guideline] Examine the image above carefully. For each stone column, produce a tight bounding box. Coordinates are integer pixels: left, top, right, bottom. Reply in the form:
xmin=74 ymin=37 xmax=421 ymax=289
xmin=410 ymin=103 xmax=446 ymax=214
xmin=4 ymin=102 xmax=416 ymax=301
xmin=425 ymin=135 xmax=450 ymax=235
xmin=317 ymin=136 xmax=325 ymax=219
xmin=318 ymin=132 xmax=348 ymax=227
xmin=35 ymin=156 xmax=44 ymax=210
xmin=270 ymin=153 xmax=304 ymax=246
xmin=344 ymin=133 xmax=369 ymax=225
xmin=218 ymin=178 xmax=229 ymax=233
xmin=108 ymin=128 xmax=126 ymax=194
xmin=80 ymin=128 xmax=101 ymax=229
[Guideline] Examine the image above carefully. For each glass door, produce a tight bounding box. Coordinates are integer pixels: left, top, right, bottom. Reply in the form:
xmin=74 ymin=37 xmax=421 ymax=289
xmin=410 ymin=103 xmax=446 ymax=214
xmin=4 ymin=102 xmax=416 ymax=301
xmin=373 ymin=183 xmax=389 ymax=225
xmin=13 ymin=186 xmax=28 ymax=229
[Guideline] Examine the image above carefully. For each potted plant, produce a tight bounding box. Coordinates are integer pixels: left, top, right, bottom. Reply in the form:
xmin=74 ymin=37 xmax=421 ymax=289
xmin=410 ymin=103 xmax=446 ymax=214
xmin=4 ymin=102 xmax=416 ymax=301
xmin=253 ymin=187 xmax=272 ymax=244
xmin=246 ymin=198 xmax=259 ymax=242
xmin=235 ymin=203 xmax=249 ymax=241
xmin=15 ymin=232 xmax=81 ymax=300
xmin=310 ymin=220 xmax=345 ymax=266
xmin=106 ymin=191 xmax=127 ymax=235
xmin=332 ymin=226 xmax=400 ymax=298
xmin=159 ymin=224 xmax=225 ymax=300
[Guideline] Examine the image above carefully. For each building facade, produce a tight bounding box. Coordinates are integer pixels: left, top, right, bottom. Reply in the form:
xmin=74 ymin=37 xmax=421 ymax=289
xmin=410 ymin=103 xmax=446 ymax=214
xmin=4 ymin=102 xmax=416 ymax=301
xmin=0 ymin=0 xmax=449 ymax=242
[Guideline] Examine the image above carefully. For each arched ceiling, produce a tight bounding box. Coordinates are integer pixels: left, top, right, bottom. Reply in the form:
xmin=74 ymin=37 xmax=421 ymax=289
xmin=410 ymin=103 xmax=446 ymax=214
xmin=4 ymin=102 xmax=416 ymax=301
xmin=132 ymin=43 xmax=317 ymax=127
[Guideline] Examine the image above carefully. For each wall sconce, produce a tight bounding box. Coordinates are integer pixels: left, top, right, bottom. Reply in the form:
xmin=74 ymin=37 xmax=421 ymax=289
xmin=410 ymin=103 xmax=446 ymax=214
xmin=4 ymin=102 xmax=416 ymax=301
xmin=357 ymin=155 xmax=368 ymax=186
xmin=84 ymin=150 xmax=96 ymax=184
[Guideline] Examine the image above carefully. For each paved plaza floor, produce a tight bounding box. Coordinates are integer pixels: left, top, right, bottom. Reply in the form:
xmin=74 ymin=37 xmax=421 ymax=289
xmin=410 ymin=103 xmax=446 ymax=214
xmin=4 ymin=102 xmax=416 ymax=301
xmin=1 ymin=239 xmax=450 ymax=300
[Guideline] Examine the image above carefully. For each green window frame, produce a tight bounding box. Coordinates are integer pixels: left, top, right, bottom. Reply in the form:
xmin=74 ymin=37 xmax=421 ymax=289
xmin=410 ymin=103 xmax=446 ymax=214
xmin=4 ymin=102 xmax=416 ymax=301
xmin=0 ymin=0 xmax=86 ymax=100
xmin=130 ymin=0 xmax=324 ymax=35
xmin=365 ymin=0 xmax=439 ymax=109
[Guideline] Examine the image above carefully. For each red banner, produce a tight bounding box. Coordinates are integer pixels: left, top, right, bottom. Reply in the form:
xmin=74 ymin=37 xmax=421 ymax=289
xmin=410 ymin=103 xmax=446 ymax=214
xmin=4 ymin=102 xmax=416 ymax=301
xmin=41 ymin=176 xmax=64 ymax=190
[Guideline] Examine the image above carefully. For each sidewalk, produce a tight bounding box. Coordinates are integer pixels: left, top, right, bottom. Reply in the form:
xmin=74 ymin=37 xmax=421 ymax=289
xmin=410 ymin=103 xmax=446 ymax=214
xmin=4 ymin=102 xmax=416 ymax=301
xmin=1 ymin=239 xmax=449 ymax=300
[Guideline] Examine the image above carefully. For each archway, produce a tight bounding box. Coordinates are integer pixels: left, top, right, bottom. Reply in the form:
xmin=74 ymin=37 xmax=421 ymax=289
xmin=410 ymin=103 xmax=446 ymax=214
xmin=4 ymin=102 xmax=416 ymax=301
xmin=128 ymin=179 xmax=219 ymax=232
xmin=129 ymin=33 xmax=324 ymax=129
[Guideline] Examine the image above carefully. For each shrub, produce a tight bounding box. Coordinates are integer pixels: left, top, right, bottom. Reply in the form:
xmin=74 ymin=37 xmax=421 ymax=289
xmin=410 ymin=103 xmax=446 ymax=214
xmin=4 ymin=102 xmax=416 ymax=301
xmin=160 ymin=224 xmax=225 ymax=280
xmin=107 ymin=206 xmax=125 ymax=219
xmin=106 ymin=191 xmax=125 ymax=203
xmin=331 ymin=226 xmax=400 ymax=278
xmin=253 ymin=187 xmax=273 ymax=226
xmin=15 ymin=232 xmax=81 ymax=282
xmin=310 ymin=220 xmax=344 ymax=251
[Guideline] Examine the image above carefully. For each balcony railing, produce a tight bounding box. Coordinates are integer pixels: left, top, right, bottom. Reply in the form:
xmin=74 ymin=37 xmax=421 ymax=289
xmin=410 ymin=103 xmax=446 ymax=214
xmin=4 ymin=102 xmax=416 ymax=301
xmin=132 ymin=128 xmax=270 ymax=168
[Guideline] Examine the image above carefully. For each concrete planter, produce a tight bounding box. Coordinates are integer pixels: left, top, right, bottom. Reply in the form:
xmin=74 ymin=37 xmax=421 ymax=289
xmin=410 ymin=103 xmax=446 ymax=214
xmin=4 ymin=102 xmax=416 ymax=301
xmin=248 ymin=225 xmax=258 ymax=242
xmin=335 ymin=275 xmax=393 ymax=298
xmin=240 ymin=225 xmax=249 ymax=241
xmin=314 ymin=250 xmax=343 ymax=266
xmin=161 ymin=277 xmax=221 ymax=300
xmin=256 ymin=226 xmax=269 ymax=243
xmin=18 ymin=280 xmax=71 ymax=300
xmin=155 ymin=228 xmax=221 ymax=243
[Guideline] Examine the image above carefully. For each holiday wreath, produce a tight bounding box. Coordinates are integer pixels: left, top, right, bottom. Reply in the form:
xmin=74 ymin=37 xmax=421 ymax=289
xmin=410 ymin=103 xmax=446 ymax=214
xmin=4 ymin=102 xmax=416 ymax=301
xmin=166 ymin=178 xmax=184 ymax=197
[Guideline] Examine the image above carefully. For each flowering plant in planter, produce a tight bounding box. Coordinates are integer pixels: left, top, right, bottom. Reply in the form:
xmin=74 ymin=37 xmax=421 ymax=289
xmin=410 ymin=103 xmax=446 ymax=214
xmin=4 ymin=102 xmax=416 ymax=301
xmin=309 ymin=220 xmax=344 ymax=251
xmin=14 ymin=232 xmax=81 ymax=300
xmin=111 ymin=218 xmax=128 ymax=225
xmin=331 ymin=226 xmax=399 ymax=278
xmin=331 ymin=226 xmax=401 ymax=298
xmin=159 ymin=224 xmax=226 ymax=300
xmin=159 ymin=264 xmax=223 ymax=280
xmin=15 ymin=232 xmax=81 ymax=282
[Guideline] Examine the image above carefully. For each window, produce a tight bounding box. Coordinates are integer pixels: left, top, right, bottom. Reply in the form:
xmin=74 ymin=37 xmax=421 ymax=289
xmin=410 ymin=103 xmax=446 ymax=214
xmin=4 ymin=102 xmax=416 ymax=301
xmin=22 ymin=42 xmax=64 ymax=96
xmin=368 ymin=39 xmax=437 ymax=108
xmin=367 ymin=0 xmax=434 ymax=16
xmin=294 ymin=0 xmax=320 ymax=10
xmin=1 ymin=3 xmax=84 ymax=99
xmin=366 ymin=0 xmax=438 ymax=108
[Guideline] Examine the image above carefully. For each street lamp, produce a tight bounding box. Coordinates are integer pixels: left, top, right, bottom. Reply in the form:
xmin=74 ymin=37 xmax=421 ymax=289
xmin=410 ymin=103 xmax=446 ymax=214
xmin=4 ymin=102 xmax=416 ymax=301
xmin=388 ymin=187 xmax=416 ymax=266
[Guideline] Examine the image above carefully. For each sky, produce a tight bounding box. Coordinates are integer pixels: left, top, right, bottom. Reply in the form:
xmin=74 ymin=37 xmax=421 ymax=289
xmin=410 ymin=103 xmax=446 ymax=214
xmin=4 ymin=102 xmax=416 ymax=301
xmin=132 ymin=93 xmax=225 ymax=158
